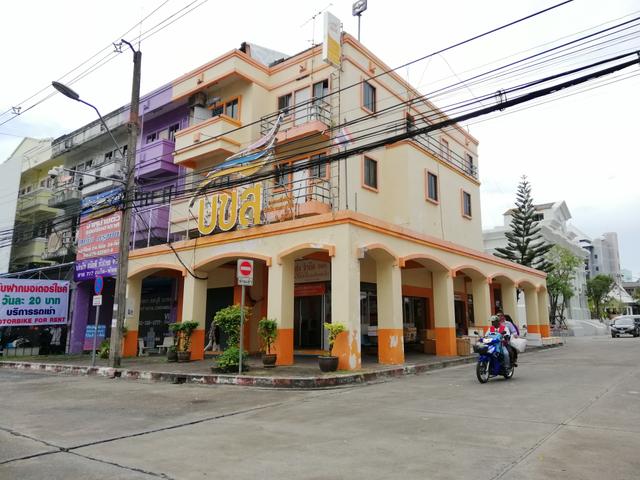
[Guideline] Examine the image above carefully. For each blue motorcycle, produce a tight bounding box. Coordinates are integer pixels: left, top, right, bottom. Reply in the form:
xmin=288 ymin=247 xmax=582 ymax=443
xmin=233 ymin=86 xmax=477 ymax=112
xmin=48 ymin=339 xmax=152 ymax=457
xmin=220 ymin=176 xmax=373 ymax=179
xmin=473 ymin=332 xmax=514 ymax=383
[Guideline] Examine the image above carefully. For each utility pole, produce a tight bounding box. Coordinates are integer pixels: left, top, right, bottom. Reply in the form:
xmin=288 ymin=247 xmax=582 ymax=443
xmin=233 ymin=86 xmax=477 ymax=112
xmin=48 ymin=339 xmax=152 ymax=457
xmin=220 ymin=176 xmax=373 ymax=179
xmin=109 ymin=40 xmax=141 ymax=368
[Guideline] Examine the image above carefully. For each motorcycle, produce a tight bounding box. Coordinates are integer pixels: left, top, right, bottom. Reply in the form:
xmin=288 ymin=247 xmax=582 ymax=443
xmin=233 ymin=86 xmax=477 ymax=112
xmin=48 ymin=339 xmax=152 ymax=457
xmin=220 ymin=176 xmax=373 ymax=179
xmin=473 ymin=332 xmax=514 ymax=383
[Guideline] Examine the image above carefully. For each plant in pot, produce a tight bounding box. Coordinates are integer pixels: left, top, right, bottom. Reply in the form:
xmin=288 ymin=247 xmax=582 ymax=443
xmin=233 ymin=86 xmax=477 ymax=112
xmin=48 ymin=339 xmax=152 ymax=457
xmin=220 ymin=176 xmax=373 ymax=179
xmin=319 ymin=322 xmax=346 ymax=372
xmin=167 ymin=323 xmax=181 ymax=362
xmin=212 ymin=304 xmax=251 ymax=372
xmin=258 ymin=317 xmax=278 ymax=368
xmin=177 ymin=321 xmax=199 ymax=362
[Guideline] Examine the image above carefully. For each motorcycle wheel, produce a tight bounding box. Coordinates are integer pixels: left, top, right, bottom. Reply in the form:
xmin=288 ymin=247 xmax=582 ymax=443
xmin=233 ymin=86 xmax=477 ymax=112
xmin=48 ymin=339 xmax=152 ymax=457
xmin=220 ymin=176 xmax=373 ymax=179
xmin=503 ymin=365 xmax=515 ymax=379
xmin=476 ymin=360 xmax=489 ymax=383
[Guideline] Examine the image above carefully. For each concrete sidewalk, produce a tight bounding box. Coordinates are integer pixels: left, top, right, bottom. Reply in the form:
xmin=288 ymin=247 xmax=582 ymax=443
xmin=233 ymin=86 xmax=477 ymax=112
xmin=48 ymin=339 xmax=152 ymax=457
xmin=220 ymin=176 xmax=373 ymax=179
xmin=0 ymin=343 xmax=562 ymax=389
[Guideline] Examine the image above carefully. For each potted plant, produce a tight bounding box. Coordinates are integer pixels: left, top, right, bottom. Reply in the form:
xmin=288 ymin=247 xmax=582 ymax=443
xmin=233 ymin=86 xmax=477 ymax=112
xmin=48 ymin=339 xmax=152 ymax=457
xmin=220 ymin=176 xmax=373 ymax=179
xmin=258 ymin=317 xmax=278 ymax=368
xmin=212 ymin=304 xmax=251 ymax=372
xmin=177 ymin=321 xmax=199 ymax=362
xmin=167 ymin=323 xmax=181 ymax=362
xmin=319 ymin=322 xmax=346 ymax=372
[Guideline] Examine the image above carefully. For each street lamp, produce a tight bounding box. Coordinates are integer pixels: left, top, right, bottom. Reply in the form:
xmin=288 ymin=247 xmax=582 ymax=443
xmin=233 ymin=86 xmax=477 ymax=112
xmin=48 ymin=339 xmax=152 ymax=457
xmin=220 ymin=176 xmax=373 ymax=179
xmin=51 ymin=40 xmax=140 ymax=368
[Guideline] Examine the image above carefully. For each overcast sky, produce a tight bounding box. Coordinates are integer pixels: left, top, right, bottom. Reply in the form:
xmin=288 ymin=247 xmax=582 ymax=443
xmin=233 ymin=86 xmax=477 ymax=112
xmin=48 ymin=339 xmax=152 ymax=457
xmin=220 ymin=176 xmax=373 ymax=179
xmin=1 ymin=0 xmax=638 ymax=277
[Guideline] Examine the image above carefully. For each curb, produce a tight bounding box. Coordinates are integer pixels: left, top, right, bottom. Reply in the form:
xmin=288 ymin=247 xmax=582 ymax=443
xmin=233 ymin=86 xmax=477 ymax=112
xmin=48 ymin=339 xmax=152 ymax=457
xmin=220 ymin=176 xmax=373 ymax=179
xmin=0 ymin=344 xmax=562 ymax=389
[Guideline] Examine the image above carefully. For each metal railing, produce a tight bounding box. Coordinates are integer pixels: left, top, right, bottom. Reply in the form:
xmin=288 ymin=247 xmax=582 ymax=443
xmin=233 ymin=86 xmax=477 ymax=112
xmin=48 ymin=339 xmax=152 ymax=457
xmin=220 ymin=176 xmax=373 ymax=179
xmin=260 ymin=99 xmax=332 ymax=136
xmin=413 ymin=133 xmax=478 ymax=179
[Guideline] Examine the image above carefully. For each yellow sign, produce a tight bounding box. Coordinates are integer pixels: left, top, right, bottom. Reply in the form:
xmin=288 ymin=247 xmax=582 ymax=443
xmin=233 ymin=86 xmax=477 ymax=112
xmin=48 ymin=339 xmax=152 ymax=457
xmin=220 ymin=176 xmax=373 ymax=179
xmin=322 ymin=11 xmax=341 ymax=68
xmin=197 ymin=184 xmax=263 ymax=235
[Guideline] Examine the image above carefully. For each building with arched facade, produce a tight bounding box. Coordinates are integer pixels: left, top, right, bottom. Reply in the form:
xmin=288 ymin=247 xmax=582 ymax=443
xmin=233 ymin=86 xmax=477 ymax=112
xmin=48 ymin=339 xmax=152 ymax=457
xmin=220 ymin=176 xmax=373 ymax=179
xmin=123 ymin=34 xmax=550 ymax=369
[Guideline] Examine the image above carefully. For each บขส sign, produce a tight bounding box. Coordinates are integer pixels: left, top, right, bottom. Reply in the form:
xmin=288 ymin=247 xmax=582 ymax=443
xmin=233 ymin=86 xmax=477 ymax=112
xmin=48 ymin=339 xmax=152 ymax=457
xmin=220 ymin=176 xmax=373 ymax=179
xmin=0 ymin=279 xmax=69 ymax=327
xmin=76 ymin=212 xmax=122 ymax=261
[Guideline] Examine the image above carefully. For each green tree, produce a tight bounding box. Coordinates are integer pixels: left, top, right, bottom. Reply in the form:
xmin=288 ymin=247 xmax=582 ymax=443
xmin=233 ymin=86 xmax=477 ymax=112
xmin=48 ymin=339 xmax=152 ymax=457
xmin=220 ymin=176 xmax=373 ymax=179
xmin=545 ymin=246 xmax=582 ymax=324
xmin=586 ymin=275 xmax=614 ymax=320
xmin=494 ymin=176 xmax=553 ymax=272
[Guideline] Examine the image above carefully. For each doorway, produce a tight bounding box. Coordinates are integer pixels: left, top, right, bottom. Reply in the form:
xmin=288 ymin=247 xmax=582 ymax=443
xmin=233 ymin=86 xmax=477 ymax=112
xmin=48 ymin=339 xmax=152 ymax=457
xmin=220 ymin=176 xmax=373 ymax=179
xmin=294 ymin=295 xmax=324 ymax=349
xmin=454 ymin=299 xmax=467 ymax=336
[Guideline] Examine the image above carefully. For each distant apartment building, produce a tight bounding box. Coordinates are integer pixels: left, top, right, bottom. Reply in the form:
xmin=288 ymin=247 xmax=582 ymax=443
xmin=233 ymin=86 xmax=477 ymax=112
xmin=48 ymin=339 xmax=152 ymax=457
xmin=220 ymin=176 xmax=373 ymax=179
xmin=483 ymin=201 xmax=591 ymax=320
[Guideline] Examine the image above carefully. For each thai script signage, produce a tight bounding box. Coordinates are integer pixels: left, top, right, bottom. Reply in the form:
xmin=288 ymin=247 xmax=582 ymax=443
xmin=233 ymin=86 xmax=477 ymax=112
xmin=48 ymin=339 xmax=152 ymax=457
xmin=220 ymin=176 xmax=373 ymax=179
xmin=83 ymin=324 xmax=106 ymax=350
xmin=294 ymin=259 xmax=330 ymax=283
xmin=0 ymin=279 xmax=69 ymax=327
xmin=74 ymin=255 xmax=118 ymax=281
xmin=81 ymin=187 xmax=123 ymax=218
xmin=322 ymin=11 xmax=342 ymax=68
xmin=76 ymin=212 xmax=122 ymax=261
xmin=197 ymin=184 xmax=263 ymax=235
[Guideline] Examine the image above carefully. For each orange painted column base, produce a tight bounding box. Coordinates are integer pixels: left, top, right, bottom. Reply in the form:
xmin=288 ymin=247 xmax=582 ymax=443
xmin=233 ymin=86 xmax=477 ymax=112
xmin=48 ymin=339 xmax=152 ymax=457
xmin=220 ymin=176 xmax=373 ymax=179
xmin=539 ymin=324 xmax=550 ymax=337
xmin=332 ymin=331 xmax=361 ymax=370
xmin=435 ymin=327 xmax=457 ymax=356
xmin=377 ymin=328 xmax=405 ymax=364
xmin=190 ymin=329 xmax=205 ymax=360
xmin=274 ymin=328 xmax=293 ymax=366
xmin=527 ymin=324 xmax=540 ymax=334
xmin=122 ymin=331 xmax=138 ymax=357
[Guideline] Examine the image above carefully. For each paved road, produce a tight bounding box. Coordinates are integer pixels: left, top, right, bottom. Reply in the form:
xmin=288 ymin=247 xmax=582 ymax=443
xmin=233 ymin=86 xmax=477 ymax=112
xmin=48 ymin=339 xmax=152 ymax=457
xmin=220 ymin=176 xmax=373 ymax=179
xmin=1 ymin=336 xmax=639 ymax=479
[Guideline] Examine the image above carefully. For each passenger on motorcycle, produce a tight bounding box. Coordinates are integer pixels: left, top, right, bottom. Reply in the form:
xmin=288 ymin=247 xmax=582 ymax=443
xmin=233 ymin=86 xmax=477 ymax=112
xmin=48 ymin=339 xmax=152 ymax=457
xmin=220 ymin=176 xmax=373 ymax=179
xmin=486 ymin=316 xmax=511 ymax=369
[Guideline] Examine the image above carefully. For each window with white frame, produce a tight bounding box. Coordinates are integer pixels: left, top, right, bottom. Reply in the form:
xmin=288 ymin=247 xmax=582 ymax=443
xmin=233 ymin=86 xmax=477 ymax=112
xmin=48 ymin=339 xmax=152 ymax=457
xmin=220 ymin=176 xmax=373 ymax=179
xmin=363 ymin=81 xmax=376 ymax=113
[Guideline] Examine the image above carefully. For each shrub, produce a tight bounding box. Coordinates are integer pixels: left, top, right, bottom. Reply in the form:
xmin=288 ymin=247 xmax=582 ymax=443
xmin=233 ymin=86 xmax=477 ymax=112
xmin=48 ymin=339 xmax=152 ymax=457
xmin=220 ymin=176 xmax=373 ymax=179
xmin=98 ymin=340 xmax=110 ymax=359
xmin=258 ymin=318 xmax=278 ymax=354
xmin=213 ymin=304 xmax=251 ymax=347
xmin=216 ymin=346 xmax=249 ymax=372
xmin=324 ymin=322 xmax=346 ymax=356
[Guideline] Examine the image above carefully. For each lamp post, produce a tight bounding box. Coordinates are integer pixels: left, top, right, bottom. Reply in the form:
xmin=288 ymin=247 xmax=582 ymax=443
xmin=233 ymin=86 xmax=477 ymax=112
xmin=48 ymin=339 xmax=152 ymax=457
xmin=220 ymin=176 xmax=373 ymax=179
xmin=51 ymin=40 xmax=141 ymax=368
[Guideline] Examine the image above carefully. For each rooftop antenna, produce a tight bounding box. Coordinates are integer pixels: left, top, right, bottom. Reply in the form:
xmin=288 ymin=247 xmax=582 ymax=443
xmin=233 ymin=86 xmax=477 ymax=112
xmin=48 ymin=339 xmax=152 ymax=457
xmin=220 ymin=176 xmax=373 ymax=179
xmin=301 ymin=3 xmax=333 ymax=46
xmin=352 ymin=0 xmax=367 ymax=41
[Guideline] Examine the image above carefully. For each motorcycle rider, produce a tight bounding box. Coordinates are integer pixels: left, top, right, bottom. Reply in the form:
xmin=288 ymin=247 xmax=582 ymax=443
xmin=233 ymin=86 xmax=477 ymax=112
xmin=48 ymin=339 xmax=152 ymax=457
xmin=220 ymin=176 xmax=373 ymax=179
xmin=486 ymin=315 xmax=511 ymax=370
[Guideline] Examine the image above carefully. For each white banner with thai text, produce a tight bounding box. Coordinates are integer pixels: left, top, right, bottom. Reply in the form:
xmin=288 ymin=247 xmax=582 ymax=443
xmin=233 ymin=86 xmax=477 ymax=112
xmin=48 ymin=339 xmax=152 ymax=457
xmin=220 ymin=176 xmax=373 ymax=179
xmin=0 ymin=279 xmax=69 ymax=326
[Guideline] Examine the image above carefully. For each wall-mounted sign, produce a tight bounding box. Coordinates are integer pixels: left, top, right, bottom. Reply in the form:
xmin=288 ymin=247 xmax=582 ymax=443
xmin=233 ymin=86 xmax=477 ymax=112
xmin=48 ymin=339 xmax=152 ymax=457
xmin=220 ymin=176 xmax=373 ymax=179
xmin=322 ymin=11 xmax=342 ymax=67
xmin=197 ymin=184 xmax=263 ymax=235
xmin=294 ymin=283 xmax=326 ymax=297
xmin=294 ymin=259 xmax=330 ymax=284
xmin=76 ymin=212 xmax=122 ymax=261
xmin=81 ymin=187 xmax=123 ymax=218
xmin=75 ymin=255 xmax=118 ymax=281
xmin=0 ymin=279 xmax=69 ymax=327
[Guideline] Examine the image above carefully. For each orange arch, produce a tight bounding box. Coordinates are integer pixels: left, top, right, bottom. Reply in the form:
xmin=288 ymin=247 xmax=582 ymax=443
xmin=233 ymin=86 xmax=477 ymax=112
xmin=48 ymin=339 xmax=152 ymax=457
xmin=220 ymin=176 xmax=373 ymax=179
xmin=517 ymin=278 xmax=538 ymax=290
xmin=400 ymin=253 xmax=450 ymax=272
xmin=194 ymin=252 xmax=272 ymax=271
xmin=451 ymin=264 xmax=487 ymax=280
xmin=488 ymin=273 xmax=518 ymax=286
xmin=128 ymin=263 xmax=186 ymax=280
xmin=277 ymin=243 xmax=335 ymax=264
xmin=357 ymin=243 xmax=399 ymax=264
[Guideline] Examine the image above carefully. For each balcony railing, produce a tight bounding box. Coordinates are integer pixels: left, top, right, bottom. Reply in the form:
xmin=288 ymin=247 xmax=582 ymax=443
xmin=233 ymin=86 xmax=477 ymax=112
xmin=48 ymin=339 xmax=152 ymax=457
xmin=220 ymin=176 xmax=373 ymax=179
xmin=136 ymin=139 xmax=178 ymax=178
xmin=413 ymin=133 xmax=478 ymax=179
xmin=16 ymin=189 xmax=61 ymax=220
xmin=260 ymin=99 xmax=332 ymax=137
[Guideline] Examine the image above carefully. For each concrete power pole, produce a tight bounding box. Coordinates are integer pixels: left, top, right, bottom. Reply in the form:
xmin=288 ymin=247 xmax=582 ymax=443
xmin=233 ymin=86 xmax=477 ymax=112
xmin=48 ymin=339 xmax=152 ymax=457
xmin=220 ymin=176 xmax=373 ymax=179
xmin=109 ymin=41 xmax=141 ymax=368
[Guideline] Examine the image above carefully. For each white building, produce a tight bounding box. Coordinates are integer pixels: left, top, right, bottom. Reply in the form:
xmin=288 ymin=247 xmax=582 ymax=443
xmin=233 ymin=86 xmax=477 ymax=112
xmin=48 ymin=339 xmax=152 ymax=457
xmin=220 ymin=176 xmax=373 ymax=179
xmin=591 ymin=232 xmax=621 ymax=279
xmin=483 ymin=201 xmax=591 ymax=321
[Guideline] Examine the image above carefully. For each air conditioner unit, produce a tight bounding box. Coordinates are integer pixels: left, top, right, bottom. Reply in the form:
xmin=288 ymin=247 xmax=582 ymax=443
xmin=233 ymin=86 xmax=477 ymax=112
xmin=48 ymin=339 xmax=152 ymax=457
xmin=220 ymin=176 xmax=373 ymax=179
xmin=188 ymin=92 xmax=207 ymax=108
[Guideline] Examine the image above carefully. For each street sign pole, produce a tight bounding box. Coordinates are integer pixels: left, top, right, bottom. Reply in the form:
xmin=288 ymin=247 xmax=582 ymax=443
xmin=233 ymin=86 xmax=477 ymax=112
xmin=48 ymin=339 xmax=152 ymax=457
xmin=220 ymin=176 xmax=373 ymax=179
xmin=91 ymin=276 xmax=104 ymax=367
xmin=236 ymin=259 xmax=254 ymax=375
xmin=239 ymin=284 xmax=245 ymax=374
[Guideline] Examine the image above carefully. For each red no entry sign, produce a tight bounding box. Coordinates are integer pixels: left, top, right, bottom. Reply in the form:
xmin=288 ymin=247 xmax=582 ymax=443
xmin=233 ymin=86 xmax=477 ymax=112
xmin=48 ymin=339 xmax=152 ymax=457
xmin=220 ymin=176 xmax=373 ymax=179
xmin=237 ymin=259 xmax=254 ymax=286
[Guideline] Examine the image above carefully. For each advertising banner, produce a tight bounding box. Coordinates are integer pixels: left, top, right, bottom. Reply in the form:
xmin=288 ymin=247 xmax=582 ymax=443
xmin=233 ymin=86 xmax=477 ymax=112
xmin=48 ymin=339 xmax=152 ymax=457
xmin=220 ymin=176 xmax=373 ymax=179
xmin=0 ymin=279 xmax=70 ymax=327
xmin=81 ymin=187 xmax=123 ymax=218
xmin=83 ymin=324 xmax=106 ymax=350
xmin=322 ymin=11 xmax=341 ymax=67
xmin=74 ymin=255 xmax=118 ymax=281
xmin=76 ymin=212 xmax=122 ymax=261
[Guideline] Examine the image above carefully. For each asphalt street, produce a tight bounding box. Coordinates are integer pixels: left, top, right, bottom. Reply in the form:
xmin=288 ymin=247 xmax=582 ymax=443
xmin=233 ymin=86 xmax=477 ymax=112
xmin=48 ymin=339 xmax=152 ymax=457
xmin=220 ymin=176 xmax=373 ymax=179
xmin=1 ymin=336 xmax=639 ymax=479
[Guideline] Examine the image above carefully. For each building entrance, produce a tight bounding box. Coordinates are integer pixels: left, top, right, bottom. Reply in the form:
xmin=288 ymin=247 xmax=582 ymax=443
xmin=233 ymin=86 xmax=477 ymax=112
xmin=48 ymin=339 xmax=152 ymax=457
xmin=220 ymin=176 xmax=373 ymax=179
xmin=294 ymin=295 xmax=324 ymax=349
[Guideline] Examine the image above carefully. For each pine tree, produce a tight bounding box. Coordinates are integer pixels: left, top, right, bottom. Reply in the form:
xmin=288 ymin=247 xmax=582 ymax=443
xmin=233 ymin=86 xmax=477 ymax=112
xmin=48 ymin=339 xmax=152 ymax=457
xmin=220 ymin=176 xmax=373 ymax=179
xmin=494 ymin=176 xmax=553 ymax=272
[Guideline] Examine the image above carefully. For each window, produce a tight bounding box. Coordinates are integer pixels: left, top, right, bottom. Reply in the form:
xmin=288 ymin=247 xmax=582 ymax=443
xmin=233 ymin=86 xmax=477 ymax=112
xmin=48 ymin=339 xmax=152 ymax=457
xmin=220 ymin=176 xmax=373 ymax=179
xmin=406 ymin=114 xmax=416 ymax=133
xmin=146 ymin=132 xmax=158 ymax=144
xmin=363 ymin=156 xmax=378 ymax=190
xmin=274 ymin=163 xmax=287 ymax=187
xmin=277 ymin=93 xmax=292 ymax=115
xmin=162 ymin=185 xmax=174 ymax=204
xmin=426 ymin=171 xmax=438 ymax=203
xmin=462 ymin=191 xmax=472 ymax=217
xmin=104 ymin=151 xmax=113 ymax=162
xmin=225 ymin=98 xmax=239 ymax=120
xmin=442 ymin=138 xmax=450 ymax=160
xmin=532 ymin=213 xmax=544 ymax=221
xmin=313 ymin=79 xmax=329 ymax=101
xmin=465 ymin=153 xmax=474 ymax=175
xmin=309 ymin=154 xmax=327 ymax=179
xmin=210 ymin=104 xmax=224 ymax=117
xmin=167 ymin=123 xmax=180 ymax=142
xmin=363 ymin=81 xmax=376 ymax=113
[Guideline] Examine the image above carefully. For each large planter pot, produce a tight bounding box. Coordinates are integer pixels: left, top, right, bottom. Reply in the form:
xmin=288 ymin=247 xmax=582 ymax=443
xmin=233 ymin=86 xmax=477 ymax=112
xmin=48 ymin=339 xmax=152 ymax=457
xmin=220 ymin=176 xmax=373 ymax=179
xmin=177 ymin=351 xmax=191 ymax=363
xmin=262 ymin=353 xmax=277 ymax=368
xmin=167 ymin=350 xmax=178 ymax=362
xmin=318 ymin=355 xmax=339 ymax=372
